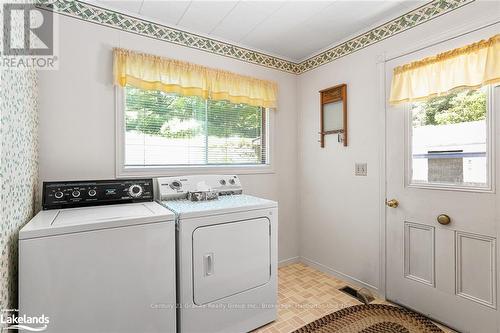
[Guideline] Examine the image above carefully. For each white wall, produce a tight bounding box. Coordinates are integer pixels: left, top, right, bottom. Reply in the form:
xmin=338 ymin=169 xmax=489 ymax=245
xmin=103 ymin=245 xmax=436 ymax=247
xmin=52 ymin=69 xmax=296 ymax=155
xmin=296 ymin=0 xmax=499 ymax=292
xmin=39 ymin=0 xmax=499 ymax=291
xmin=38 ymin=16 xmax=299 ymax=262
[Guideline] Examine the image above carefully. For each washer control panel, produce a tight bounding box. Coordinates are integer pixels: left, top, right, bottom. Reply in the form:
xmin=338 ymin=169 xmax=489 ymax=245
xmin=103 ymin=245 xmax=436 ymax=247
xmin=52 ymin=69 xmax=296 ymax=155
xmin=42 ymin=179 xmax=154 ymax=210
xmin=156 ymin=175 xmax=242 ymax=201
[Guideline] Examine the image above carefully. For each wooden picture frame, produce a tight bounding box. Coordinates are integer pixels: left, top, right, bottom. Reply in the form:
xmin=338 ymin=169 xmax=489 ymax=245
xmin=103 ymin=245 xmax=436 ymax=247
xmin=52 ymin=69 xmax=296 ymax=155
xmin=319 ymin=84 xmax=347 ymax=147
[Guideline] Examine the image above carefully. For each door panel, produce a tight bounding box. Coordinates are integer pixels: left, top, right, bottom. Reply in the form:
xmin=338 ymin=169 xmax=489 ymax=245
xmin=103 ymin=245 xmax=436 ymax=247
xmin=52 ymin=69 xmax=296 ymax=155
xmin=385 ymin=28 xmax=499 ymax=333
xmin=455 ymin=231 xmax=496 ymax=308
xmin=404 ymin=222 xmax=435 ymax=287
xmin=192 ymin=218 xmax=271 ymax=305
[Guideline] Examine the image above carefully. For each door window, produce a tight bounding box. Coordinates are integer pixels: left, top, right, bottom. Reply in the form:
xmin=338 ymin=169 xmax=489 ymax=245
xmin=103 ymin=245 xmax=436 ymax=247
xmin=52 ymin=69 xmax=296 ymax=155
xmin=408 ymin=86 xmax=492 ymax=190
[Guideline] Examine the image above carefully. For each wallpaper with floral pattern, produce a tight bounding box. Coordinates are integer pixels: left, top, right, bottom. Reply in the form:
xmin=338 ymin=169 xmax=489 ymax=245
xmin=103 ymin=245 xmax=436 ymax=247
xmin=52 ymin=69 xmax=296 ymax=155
xmin=0 ymin=6 xmax=39 ymax=320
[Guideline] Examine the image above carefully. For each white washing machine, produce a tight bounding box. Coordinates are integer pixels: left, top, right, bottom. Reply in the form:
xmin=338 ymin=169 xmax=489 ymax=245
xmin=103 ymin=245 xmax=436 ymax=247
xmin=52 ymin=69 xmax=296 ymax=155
xmin=19 ymin=179 xmax=176 ymax=333
xmin=156 ymin=175 xmax=278 ymax=333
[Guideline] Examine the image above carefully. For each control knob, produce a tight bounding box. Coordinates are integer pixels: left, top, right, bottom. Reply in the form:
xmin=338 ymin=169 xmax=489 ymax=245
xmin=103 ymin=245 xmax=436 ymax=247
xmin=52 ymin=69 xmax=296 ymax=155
xmin=54 ymin=191 xmax=64 ymax=199
xmin=72 ymin=190 xmax=81 ymax=198
xmin=88 ymin=189 xmax=97 ymax=197
xmin=129 ymin=184 xmax=143 ymax=198
xmin=170 ymin=181 xmax=182 ymax=190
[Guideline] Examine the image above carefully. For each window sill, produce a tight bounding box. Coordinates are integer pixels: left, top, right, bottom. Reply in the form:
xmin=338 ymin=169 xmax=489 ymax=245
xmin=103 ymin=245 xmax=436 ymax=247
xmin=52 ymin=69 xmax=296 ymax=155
xmin=116 ymin=164 xmax=275 ymax=178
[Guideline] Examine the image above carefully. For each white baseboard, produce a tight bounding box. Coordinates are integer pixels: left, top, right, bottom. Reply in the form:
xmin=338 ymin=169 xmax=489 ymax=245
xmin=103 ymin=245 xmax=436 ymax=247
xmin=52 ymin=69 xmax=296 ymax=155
xmin=278 ymin=256 xmax=300 ymax=267
xmin=277 ymin=256 xmax=383 ymax=298
xmin=299 ymin=256 xmax=381 ymax=297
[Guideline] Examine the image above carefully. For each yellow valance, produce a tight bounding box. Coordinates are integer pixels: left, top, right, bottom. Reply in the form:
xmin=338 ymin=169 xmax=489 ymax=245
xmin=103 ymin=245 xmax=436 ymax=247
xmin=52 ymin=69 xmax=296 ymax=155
xmin=113 ymin=48 xmax=278 ymax=108
xmin=389 ymin=34 xmax=500 ymax=105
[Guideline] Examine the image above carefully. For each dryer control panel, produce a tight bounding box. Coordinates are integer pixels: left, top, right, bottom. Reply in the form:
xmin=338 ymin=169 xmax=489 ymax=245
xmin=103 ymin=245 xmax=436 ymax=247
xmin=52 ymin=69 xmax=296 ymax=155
xmin=42 ymin=179 xmax=154 ymax=210
xmin=156 ymin=175 xmax=242 ymax=201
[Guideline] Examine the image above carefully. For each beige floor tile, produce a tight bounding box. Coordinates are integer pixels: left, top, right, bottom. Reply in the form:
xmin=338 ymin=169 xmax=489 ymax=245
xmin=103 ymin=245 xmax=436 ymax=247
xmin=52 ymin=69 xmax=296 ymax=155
xmin=252 ymin=263 xmax=450 ymax=333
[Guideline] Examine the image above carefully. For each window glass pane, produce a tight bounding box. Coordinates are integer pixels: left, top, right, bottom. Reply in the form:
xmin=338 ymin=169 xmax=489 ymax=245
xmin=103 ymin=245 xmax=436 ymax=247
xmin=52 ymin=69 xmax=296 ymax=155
xmin=410 ymin=87 xmax=488 ymax=188
xmin=125 ymin=87 xmax=206 ymax=166
xmin=124 ymin=86 xmax=267 ymax=167
xmin=207 ymin=100 xmax=264 ymax=165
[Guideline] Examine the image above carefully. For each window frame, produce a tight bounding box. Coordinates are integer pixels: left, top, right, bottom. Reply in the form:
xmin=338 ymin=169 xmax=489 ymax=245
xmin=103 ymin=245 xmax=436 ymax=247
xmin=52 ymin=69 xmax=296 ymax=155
xmin=404 ymin=85 xmax=495 ymax=193
xmin=115 ymin=87 xmax=275 ymax=177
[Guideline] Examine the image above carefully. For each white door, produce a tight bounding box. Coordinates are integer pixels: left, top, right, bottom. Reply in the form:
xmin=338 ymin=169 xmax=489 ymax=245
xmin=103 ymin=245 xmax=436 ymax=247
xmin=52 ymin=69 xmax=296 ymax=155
xmin=385 ymin=32 xmax=499 ymax=333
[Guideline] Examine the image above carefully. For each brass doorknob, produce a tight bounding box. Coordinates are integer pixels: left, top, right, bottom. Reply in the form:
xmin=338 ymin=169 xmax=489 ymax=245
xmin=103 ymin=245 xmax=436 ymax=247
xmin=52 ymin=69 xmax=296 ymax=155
xmin=437 ymin=214 xmax=451 ymax=225
xmin=386 ymin=199 xmax=399 ymax=208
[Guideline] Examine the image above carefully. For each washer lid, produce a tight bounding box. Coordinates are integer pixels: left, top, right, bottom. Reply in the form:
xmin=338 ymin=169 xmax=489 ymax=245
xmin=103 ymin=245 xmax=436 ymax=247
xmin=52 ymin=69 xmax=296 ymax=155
xmin=161 ymin=194 xmax=277 ymax=219
xmin=19 ymin=202 xmax=175 ymax=239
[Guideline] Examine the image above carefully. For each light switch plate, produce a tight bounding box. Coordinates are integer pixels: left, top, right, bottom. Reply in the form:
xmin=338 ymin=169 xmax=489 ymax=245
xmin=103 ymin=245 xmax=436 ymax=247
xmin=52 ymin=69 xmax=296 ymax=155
xmin=355 ymin=163 xmax=367 ymax=176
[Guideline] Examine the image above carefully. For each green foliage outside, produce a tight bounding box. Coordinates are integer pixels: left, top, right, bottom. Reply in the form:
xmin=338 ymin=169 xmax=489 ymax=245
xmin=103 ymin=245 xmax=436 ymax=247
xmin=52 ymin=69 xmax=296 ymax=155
xmin=412 ymin=88 xmax=487 ymax=127
xmin=125 ymin=87 xmax=262 ymax=139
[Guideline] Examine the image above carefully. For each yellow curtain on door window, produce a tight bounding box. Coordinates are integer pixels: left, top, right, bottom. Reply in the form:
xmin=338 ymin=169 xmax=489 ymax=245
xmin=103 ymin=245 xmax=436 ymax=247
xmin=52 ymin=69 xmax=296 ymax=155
xmin=113 ymin=48 xmax=278 ymax=108
xmin=389 ymin=34 xmax=500 ymax=105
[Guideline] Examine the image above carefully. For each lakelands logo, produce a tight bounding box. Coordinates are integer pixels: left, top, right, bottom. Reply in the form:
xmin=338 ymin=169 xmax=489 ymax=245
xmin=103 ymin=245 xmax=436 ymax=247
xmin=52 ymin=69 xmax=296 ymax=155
xmin=1 ymin=1 xmax=58 ymax=69
xmin=1 ymin=310 xmax=49 ymax=332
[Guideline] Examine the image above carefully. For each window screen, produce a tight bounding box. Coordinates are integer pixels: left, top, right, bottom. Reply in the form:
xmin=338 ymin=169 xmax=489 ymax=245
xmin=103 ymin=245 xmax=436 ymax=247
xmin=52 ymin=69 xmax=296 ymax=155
xmin=124 ymin=86 xmax=268 ymax=167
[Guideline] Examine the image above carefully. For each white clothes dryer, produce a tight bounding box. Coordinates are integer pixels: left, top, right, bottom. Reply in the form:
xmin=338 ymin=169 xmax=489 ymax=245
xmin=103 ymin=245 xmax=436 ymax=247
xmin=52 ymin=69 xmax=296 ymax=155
xmin=156 ymin=175 xmax=278 ymax=333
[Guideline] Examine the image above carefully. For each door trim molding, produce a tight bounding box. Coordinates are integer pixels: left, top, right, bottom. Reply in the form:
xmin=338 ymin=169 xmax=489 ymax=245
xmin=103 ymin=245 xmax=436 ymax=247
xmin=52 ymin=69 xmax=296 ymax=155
xmin=377 ymin=54 xmax=387 ymax=298
xmin=384 ymin=16 xmax=500 ymax=63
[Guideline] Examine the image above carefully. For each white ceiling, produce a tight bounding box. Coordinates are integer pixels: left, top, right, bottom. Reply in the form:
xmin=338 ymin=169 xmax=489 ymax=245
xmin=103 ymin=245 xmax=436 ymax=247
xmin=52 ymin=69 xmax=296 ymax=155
xmin=87 ymin=0 xmax=427 ymax=61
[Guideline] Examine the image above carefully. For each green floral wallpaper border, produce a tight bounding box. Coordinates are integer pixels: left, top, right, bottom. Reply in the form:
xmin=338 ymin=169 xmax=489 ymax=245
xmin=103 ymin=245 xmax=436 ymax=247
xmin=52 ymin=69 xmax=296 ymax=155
xmin=35 ymin=0 xmax=474 ymax=73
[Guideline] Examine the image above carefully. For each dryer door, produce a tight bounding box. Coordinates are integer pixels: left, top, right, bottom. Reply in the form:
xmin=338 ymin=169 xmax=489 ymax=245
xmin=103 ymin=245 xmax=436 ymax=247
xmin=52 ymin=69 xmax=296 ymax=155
xmin=192 ymin=218 xmax=271 ymax=305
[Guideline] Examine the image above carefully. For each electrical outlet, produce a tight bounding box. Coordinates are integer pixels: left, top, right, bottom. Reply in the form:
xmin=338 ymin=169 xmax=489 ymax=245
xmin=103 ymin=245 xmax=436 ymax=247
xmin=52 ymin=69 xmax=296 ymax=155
xmin=355 ymin=163 xmax=367 ymax=176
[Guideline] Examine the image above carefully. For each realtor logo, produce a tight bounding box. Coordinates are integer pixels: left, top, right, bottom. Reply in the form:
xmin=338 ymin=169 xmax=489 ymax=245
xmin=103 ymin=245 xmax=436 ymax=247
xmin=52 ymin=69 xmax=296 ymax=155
xmin=1 ymin=1 xmax=58 ymax=69
xmin=1 ymin=309 xmax=49 ymax=332
xmin=3 ymin=2 xmax=53 ymax=55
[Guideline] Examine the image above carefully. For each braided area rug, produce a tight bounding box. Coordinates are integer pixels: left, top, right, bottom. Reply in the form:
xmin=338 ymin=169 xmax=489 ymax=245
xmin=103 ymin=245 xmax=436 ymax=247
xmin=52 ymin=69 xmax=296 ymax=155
xmin=292 ymin=304 xmax=443 ymax=333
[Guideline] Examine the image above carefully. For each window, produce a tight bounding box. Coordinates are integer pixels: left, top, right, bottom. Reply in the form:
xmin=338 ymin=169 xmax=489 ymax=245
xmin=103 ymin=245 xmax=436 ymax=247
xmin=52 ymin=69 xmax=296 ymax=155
xmin=409 ymin=86 xmax=492 ymax=190
xmin=118 ymin=86 xmax=270 ymax=174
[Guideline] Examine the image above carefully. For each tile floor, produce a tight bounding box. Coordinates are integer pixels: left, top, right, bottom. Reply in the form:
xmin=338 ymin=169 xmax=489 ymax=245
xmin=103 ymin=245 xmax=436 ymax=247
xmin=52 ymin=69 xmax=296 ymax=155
xmin=253 ymin=263 xmax=454 ymax=333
